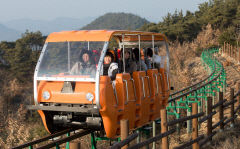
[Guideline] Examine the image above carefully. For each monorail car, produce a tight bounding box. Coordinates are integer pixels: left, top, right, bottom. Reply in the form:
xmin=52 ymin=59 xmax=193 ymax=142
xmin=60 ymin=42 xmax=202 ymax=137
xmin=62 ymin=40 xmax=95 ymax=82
xmin=31 ymin=30 xmax=170 ymax=138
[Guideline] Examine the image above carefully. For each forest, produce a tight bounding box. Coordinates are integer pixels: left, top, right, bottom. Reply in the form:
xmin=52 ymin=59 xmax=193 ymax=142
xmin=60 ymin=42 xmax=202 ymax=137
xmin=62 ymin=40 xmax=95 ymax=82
xmin=140 ymin=0 xmax=240 ymax=45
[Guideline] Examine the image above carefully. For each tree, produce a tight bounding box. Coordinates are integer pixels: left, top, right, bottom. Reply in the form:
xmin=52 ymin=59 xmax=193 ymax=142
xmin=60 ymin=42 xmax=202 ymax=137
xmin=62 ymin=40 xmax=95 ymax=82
xmin=218 ymin=26 xmax=237 ymax=46
xmin=9 ymin=31 xmax=44 ymax=82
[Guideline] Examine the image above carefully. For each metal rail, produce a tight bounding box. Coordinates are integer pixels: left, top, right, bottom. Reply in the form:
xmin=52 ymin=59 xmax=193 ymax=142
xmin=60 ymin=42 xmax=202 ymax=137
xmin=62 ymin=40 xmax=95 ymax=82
xmin=12 ymin=128 xmax=93 ymax=149
xmin=37 ymin=129 xmax=93 ymax=149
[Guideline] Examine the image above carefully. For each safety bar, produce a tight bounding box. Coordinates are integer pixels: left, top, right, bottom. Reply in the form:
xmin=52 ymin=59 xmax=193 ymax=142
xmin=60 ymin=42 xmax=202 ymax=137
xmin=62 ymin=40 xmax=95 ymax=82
xmin=129 ymin=78 xmax=137 ymax=102
xmin=154 ymin=74 xmax=159 ymax=95
xmin=165 ymin=72 xmax=170 ymax=91
xmin=122 ymin=79 xmax=129 ymax=104
xmin=141 ymin=77 xmax=146 ymax=98
xmin=145 ymin=76 xmax=152 ymax=97
xmin=141 ymin=76 xmax=151 ymax=98
xmin=112 ymin=82 xmax=119 ymax=106
xmin=158 ymin=73 xmax=163 ymax=94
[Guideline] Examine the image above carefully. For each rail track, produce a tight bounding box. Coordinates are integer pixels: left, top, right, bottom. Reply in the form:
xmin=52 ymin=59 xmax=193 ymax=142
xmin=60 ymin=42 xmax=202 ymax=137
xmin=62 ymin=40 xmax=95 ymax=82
xmin=12 ymin=128 xmax=94 ymax=149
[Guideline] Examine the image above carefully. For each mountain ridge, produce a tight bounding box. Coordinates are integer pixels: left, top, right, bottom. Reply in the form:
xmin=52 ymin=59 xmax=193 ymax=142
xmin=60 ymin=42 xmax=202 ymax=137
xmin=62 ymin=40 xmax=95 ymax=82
xmin=0 ymin=24 xmax=21 ymax=41
xmin=81 ymin=12 xmax=149 ymax=30
xmin=3 ymin=16 xmax=96 ymax=35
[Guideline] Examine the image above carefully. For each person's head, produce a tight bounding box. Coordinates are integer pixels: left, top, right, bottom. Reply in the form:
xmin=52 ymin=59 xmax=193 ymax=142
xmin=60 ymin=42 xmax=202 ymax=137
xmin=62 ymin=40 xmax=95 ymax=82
xmin=133 ymin=48 xmax=140 ymax=62
xmin=104 ymin=51 xmax=114 ymax=64
xmin=146 ymin=48 xmax=153 ymax=58
xmin=80 ymin=50 xmax=91 ymax=63
xmin=82 ymin=53 xmax=89 ymax=63
xmin=124 ymin=50 xmax=130 ymax=59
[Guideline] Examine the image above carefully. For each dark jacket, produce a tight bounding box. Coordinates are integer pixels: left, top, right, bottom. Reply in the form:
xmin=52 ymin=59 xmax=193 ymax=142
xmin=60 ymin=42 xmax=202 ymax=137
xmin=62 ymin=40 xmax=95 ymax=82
xmin=119 ymin=58 xmax=137 ymax=74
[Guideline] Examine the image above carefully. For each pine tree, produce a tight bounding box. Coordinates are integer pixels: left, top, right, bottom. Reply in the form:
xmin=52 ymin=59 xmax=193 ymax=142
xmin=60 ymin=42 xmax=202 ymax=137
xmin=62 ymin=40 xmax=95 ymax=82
xmin=9 ymin=31 xmax=44 ymax=82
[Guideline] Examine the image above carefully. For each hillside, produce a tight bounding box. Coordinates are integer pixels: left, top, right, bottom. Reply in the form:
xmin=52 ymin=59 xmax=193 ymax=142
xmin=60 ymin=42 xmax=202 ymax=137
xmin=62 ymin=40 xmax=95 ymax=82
xmin=81 ymin=12 xmax=149 ymax=30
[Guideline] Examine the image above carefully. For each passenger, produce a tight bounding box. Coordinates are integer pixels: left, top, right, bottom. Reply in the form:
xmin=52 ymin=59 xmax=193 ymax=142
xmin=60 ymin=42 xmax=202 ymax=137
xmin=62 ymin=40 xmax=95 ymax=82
xmin=145 ymin=48 xmax=153 ymax=69
xmin=152 ymin=53 xmax=162 ymax=69
xmin=70 ymin=50 xmax=95 ymax=75
xmin=119 ymin=48 xmax=137 ymax=74
xmin=132 ymin=48 xmax=147 ymax=71
xmin=101 ymin=51 xmax=118 ymax=80
xmin=92 ymin=49 xmax=100 ymax=64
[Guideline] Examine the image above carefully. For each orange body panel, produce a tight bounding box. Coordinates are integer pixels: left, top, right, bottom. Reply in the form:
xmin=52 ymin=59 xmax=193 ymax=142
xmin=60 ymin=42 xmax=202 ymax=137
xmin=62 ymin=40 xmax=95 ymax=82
xmin=38 ymin=81 xmax=96 ymax=104
xmin=38 ymin=110 xmax=51 ymax=133
xmin=38 ymin=70 xmax=170 ymax=138
xmin=132 ymin=71 xmax=150 ymax=125
xmin=147 ymin=69 xmax=163 ymax=120
xmin=159 ymin=68 xmax=170 ymax=108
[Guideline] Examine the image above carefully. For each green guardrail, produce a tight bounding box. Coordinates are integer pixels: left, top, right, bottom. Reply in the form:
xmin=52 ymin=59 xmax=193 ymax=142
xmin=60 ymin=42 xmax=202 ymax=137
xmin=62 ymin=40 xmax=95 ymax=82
xmin=166 ymin=48 xmax=226 ymax=133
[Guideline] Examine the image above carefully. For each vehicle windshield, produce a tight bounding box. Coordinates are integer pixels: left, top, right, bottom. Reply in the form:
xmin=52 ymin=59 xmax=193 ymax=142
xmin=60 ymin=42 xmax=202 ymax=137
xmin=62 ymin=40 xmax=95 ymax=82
xmin=37 ymin=41 xmax=104 ymax=80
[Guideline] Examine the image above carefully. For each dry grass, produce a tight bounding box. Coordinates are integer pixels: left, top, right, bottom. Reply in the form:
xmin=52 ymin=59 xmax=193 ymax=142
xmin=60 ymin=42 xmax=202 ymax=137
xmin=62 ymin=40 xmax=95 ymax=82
xmin=204 ymin=119 xmax=240 ymax=149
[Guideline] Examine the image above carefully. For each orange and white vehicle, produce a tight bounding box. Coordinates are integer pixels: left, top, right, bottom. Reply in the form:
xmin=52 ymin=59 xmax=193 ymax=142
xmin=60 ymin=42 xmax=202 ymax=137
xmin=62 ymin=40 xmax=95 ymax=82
xmin=31 ymin=30 xmax=170 ymax=138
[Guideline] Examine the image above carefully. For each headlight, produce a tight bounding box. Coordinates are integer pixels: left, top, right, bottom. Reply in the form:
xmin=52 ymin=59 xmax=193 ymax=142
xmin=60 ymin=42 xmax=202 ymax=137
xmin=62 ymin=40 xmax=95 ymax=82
xmin=86 ymin=93 xmax=94 ymax=101
xmin=43 ymin=91 xmax=50 ymax=100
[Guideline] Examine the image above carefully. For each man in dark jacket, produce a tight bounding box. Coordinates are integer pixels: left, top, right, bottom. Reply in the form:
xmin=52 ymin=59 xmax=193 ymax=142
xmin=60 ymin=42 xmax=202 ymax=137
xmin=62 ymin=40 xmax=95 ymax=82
xmin=119 ymin=48 xmax=137 ymax=74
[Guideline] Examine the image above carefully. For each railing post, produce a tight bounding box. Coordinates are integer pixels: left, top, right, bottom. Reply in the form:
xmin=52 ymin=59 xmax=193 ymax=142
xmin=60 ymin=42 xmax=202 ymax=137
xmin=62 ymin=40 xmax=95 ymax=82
xmin=136 ymin=130 xmax=141 ymax=143
xmin=161 ymin=108 xmax=169 ymax=149
xmin=66 ymin=132 xmax=70 ymax=149
xmin=227 ymin=43 xmax=229 ymax=55
xmin=230 ymin=88 xmax=235 ymax=127
xmin=192 ymin=103 xmax=199 ymax=149
xmin=219 ymin=92 xmax=224 ymax=131
xmin=91 ymin=132 xmax=97 ymax=149
xmin=207 ymin=97 xmax=212 ymax=141
xmin=232 ymin=45 xmax=234 ymax=59
xmin=120 ymin=119 xmax=129 ymax=149
xmin=230 ymin=45 xmax=232 ymax=57
xmin=238 ymin=47 xmax=240 ymax=64
xmin=152 ymin=121 xmax=156 ymax=149
xmin=232 ymin=45 xmax=234 ymax=58
xmin=70 ymin=142 xmax=81 ymax=149
xmin=223 ymin=42 xmax=225 ymax=55
xmin=237 ymin=83 xmax=240 ymax=110
xmin=187 ymin=107 xmax=192 ymax=134
xmin=56 ymin=144 xmax=60 ymax=149
xmin=235 ymin=46 xmax=237 ymax=60
xmin=228 ymin=43 xmax=231 ymax=56
xmin=222 ymin=42 xmax=224 ymax=55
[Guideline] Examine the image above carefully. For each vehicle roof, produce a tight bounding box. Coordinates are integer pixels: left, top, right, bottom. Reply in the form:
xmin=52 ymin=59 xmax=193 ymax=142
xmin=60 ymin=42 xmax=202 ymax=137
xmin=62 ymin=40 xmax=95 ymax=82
xmin=45 ymin=30 xmax=168 ymax=43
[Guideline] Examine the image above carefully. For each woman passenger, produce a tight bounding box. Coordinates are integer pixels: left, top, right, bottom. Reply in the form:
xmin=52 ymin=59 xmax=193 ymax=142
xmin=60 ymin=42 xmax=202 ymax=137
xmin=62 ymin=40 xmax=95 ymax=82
xmin=70 ymin=50 xmax=95 ymax=75
xmin=101 ymin=51 xmax=118 ymax=80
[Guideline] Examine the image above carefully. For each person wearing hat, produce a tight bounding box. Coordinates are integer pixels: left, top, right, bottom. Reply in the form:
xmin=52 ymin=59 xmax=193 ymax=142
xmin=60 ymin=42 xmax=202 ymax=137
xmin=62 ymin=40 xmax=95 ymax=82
xmin=101 ymin=50 xmax=118 ymax=80
xmin=70 ymin=50 xmax=95 ymax=75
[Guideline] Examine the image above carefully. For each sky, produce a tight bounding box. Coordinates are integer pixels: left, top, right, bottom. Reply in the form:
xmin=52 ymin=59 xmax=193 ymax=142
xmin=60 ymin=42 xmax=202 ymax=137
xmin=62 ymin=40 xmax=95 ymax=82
xmin=0 ymin=0 xmax=209 ymax=23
